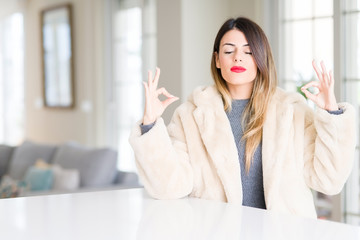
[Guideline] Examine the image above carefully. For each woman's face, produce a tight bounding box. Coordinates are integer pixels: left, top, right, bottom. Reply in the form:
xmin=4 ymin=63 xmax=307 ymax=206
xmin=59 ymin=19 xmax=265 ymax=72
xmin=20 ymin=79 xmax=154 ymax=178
xmin=215 ymin=29 xmax=257 ymax=99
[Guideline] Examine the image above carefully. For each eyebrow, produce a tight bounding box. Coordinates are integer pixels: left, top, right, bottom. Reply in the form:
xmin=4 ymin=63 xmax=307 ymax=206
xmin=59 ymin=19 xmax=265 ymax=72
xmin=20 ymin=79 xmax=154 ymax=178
xmin=222 ymin=43 xmax=250 ymax=47
xmin=222 ymin=43 xmax=235 ymax=47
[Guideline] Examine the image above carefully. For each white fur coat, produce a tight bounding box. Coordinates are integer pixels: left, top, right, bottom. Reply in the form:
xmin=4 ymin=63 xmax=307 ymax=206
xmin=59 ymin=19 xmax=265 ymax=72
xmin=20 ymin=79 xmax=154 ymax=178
xmin=129 ymin=85 xmax=356 ymax=218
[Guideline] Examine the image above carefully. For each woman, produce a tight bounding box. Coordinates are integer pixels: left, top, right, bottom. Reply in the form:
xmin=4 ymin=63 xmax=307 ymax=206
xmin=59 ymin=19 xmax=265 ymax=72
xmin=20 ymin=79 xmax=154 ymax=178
xmin=129 ymin=17 xmax=355 ymax=218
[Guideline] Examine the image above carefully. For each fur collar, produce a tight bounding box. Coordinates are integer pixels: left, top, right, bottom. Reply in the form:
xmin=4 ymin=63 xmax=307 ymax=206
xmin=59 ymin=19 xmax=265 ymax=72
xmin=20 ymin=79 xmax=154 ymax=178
xmin=190 ymin=85 xmax=242 ymax=202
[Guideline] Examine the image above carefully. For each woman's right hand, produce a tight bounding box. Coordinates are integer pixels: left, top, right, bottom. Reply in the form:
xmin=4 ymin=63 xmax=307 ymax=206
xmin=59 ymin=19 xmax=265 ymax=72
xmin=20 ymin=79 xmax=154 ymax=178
xmin=142 ymin=67 xmax=179 ymax=125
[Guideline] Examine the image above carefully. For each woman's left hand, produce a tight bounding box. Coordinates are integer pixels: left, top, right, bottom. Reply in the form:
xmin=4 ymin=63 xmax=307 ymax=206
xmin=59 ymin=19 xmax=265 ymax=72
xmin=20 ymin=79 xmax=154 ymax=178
xmin=301 ymin=60 xmax=339 ymax=111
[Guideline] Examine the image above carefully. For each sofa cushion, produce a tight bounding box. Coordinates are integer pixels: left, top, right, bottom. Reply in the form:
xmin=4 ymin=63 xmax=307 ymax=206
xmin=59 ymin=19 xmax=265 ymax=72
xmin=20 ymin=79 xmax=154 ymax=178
xmin=7 ymin=141 xmax=57 ymax=180
xmin=51 ymin=164 xmax=80 ymax=190
xmin=0 ymin=145 xmax=15 ymax=178
xmin=52 ymin=142 xmax=118 ymax=187
xmin=24 ymin=166 xmax=54 ymax=191
xmin=114 ymin=171 xmax=140 ymax=187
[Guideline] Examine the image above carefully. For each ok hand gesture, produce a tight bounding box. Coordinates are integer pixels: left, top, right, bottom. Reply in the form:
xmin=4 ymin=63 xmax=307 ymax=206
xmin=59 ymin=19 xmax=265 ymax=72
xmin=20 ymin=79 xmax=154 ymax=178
xmin=301 ymin=60 xmax=339 ymax=111
xmin=142 ymin=67 xmax=179 ymax=125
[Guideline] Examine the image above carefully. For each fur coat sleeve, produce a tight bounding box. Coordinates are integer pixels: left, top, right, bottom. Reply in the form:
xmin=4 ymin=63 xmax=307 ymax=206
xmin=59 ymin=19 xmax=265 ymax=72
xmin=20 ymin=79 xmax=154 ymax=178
xmin=128 ymin=103 xmax=194 ymax=200
xmin=302 ymin=101 xmax=356 ymax=195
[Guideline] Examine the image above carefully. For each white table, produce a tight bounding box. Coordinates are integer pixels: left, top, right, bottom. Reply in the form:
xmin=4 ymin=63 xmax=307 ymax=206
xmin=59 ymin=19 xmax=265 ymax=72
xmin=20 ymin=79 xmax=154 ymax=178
xmin=0 ymin=188 xmax=359 ymax=240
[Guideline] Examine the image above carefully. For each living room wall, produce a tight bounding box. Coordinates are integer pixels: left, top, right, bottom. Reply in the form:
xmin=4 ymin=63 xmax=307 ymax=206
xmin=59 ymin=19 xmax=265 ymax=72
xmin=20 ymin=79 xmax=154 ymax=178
xmin=158 ymin=0 xmax=264 ymax=123
xmin=181 ymin=0 xmax=264 ymax=102
xmin=24 ymin=0 xmax=106 ymax=146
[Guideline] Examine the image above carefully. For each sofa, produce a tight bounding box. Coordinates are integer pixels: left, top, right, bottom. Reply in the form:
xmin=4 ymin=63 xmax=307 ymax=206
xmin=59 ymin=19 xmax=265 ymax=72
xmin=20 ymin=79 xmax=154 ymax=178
xmin=0 ymin=140 xmax=140 ymax=198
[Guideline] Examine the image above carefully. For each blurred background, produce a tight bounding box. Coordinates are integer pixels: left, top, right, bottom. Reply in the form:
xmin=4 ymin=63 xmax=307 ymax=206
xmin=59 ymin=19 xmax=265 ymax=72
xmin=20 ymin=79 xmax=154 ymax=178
xmin=0 ymin=0 xmax=359 ymax=225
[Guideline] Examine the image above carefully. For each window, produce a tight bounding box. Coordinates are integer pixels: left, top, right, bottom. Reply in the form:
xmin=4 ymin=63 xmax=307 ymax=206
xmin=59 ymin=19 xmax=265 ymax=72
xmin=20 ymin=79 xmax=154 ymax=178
xmin=280 ymin=0 xmax=334 ymax=92
xmin=279 ymin=0 xmax=360 ymax=224
xmin=0 ymin=13 xmax=24 ymax=145
xmin=343 ymin=0 xmax=360 ymax=225
xmin=106 ymin=0 xmax=156 ymax=171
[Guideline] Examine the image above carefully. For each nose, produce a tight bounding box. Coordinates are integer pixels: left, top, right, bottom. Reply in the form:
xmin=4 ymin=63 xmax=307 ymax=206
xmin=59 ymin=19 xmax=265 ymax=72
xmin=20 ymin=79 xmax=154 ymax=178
xmin=234 ymin=54 xmax=242 ymax=62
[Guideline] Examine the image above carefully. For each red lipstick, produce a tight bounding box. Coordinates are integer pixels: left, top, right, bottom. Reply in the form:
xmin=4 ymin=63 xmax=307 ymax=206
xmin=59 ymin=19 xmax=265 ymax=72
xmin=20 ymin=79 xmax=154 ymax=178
xmin=231 ymin=66 xmax=246 ymax=73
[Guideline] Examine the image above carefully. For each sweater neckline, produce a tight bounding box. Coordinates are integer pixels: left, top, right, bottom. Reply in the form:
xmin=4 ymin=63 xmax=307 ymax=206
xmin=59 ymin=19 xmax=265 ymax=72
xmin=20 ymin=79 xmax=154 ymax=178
xmin=231 ymin=99 xmax=249 ymax=107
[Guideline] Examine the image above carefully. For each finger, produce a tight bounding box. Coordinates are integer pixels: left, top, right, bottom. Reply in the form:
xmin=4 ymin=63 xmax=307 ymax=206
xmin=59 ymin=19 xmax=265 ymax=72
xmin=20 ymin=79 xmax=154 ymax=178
xmin=147 ymin=70 xmax=153 ymax=89
xmin=320 ymin=61 xmax=329 ymax=85
xmin=162 ymin=96 xmax=179 ymax=109
xmin=153 ymin=67 xmax=160 ymax=89
xmin=301 ymin=81 xmax=320 ymax=90
xmin=157 ymin=87 xmax=177 ymax=98
xmin=329 ymin=70 xmax=334 ymax=86
xmin=312 ymin=60 xmax=322 ymax=82
xmin=301 ymin=88 xmax=317 ymax=102
xmin=143 ymin=81 xmax=149 ymax=98
xmin=320 ymin=61 xmax=328 ymax=75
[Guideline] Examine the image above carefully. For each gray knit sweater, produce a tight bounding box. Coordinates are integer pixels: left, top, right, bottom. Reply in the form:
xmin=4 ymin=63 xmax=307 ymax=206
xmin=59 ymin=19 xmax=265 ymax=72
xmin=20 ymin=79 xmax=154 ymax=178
xmin=226 ymin=99 xmax=266 ymax=209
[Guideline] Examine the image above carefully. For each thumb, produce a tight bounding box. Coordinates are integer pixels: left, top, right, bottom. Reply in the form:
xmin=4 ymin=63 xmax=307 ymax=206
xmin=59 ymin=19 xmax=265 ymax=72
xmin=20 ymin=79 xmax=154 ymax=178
xmin=162 ymin=96 xmax=179 ymax=109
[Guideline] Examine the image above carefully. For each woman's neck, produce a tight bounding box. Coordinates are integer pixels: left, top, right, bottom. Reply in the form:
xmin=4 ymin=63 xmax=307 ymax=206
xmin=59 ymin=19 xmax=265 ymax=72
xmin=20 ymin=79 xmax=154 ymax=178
xmin=227 ymin=82 xmax=253 ymax=100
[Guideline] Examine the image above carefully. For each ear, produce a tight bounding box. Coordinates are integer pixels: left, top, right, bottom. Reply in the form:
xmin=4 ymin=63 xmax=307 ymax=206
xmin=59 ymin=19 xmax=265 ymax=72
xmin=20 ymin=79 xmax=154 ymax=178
xmin=215 ymin=52 xmax=220 ymax=69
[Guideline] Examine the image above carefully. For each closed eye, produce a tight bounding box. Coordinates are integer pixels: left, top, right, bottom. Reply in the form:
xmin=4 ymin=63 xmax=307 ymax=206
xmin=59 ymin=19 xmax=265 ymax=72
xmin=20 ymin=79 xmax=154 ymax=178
xmin=245 ymin=52 xmax=252 ymax=55
xmin=225 ymin=51 xmax=233 ymax=54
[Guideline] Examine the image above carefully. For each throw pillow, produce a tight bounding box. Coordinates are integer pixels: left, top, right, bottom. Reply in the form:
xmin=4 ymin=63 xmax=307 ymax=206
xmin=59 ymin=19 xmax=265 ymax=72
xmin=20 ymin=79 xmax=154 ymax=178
xmin=51 ymin=164 xmax=80 ymax=190
xmin=7 ymin=140 xmax=57 ymax=180
xmin=0 ymin=175 xmax=28 ymax=198
xmin=52 ymin=142 xmax=117 ymax=188
xmin=35 ymin=158 xmax=51 ymax=169
xmin=24 ymin=166 xmax=54 ymax=191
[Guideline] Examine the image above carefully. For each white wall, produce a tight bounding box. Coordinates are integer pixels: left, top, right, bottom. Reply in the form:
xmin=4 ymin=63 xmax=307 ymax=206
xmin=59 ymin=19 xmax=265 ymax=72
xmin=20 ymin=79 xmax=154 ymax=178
xmin=181 ymin=0 xmax=230 ymax=100
xmin=182 ymin=0 xmax=265 ymax=100
xmin=0 ymin=0 xmax=26 ymax=19
xmin=229 ymin=0 xmax=264 ymax=25
xmin=24 ymin=0 xmax=105 ymax=146
xmin=156 ymin=0 xmax=183 ymax=124
xmin=158 ymin=0 xmax=264 ymax=123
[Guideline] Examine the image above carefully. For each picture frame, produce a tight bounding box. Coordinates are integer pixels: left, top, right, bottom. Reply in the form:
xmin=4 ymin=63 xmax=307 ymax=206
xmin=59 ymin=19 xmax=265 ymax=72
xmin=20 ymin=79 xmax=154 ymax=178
xmin=40 ymin=4 xmax=75 ymax=108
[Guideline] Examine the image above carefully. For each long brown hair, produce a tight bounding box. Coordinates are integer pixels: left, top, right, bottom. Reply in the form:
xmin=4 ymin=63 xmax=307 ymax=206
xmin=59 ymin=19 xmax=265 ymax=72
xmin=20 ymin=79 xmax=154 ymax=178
xmin=210 ymin=17 xmax=277 ymax=173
